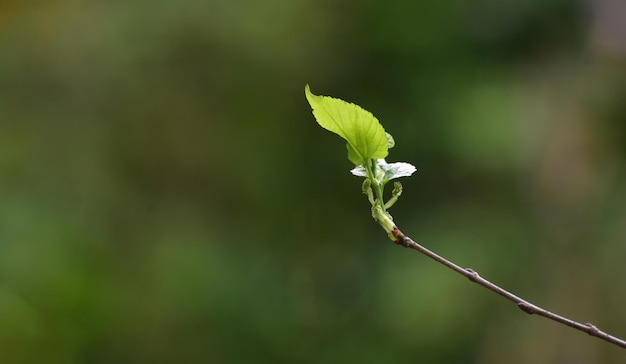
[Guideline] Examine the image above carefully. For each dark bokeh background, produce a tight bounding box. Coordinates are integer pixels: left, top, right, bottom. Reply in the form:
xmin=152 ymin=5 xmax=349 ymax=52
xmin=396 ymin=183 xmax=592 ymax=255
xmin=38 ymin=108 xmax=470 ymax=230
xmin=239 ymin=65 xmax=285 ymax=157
xmin=2 ymin=0 xmax=626 ymax=363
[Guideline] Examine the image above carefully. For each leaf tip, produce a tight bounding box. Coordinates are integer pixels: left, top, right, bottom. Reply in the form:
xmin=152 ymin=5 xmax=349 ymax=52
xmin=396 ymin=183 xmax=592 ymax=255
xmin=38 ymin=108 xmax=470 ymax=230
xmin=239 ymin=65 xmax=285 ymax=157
xmin=304 ymin=84 xmax=314 ymax=100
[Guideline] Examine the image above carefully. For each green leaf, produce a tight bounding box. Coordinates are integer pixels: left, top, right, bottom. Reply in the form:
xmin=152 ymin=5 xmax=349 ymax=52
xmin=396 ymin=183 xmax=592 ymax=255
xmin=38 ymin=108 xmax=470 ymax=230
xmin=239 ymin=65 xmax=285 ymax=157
xmin=305 ymin=85 xmax=388 ymax=165
xmin=386 ymin=132 xmax=395 ymax=149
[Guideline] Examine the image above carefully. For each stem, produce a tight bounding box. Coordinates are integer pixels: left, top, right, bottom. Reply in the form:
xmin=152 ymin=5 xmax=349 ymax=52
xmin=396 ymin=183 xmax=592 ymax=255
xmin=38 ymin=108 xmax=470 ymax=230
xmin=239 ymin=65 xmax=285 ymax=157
xmin=364 ymin=160 xmax=395 ymax=235
xmin=384 ymin=182 xmax=402 ymax=210
xmin=389 ymin=226 xmax=626 ymax=350
xmin=366 ymin=159 xmax=385 ymax=212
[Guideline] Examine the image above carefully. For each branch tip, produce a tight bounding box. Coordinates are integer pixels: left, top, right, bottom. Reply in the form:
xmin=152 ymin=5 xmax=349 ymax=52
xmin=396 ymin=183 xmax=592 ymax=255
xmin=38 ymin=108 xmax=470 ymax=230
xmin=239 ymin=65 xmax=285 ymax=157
xmin=384 ymin=226 xmax=626 ymax=349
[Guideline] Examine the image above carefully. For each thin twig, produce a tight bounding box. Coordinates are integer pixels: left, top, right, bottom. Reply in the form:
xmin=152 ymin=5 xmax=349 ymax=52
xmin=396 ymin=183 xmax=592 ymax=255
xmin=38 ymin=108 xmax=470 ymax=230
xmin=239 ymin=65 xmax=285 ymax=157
xmin=390 ymin=226 xmax=626 ymax=350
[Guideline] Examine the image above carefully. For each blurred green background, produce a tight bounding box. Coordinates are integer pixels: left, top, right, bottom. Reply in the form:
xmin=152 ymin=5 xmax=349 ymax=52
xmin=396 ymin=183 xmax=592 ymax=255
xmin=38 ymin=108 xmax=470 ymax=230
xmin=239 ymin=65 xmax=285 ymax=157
xmin=2 ymin=0 xmax=626 ymax=362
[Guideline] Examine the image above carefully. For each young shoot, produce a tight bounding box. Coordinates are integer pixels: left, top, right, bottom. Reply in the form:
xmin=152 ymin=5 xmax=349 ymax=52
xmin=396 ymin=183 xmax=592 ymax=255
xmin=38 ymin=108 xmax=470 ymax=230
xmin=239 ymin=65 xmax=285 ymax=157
xmin=304 ymin=84 xmax=626 ymax=350
xmin=305 ymin=85 xmax=416 ymax=239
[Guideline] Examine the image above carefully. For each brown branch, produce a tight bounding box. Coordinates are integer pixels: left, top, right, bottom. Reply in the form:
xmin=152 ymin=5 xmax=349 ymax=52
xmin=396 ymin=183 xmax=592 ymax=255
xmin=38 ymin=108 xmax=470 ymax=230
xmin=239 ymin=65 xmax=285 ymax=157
xmin=390 ymin=226 xmax=626 ymax=350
